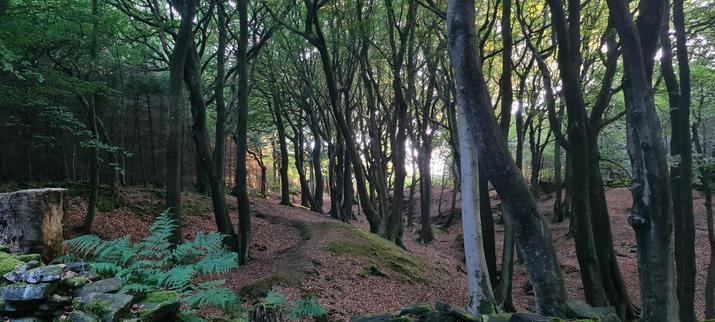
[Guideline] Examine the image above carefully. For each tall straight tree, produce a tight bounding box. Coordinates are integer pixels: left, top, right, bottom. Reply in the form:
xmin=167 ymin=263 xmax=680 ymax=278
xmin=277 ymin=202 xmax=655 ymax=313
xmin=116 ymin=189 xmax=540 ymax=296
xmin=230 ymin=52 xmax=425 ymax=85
xmin=82 ymin=0 xmax=100 ymax=233
xmin=235 ymin=0 xmax=251 ymax=264
xmin=446 ymin=0 xmax=568 ymax=315
xmin=166 ymin=0 xmax=196 ymax=244
xmin=671 ymin=0 xmax=696 ymax=319
xmin=605 ymin=0 xmax=679 ymax=319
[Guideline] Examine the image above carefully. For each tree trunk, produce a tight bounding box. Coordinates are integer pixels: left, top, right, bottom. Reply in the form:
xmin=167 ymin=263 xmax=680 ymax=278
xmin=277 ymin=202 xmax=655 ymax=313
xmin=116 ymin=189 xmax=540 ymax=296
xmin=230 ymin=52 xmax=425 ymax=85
xmin=82 ymin=0 xmax=100 ymax=234
xmin=446 ymin=0 xmax=568 ymax=315
xmin=456 ymin=79 xmax=497 ymax=315
xmin=165 ymin=0 xmax=196 ymax=244
xmin=235 ymin=0 xmax=251 ymax=264
xmin=0 ymin=188 xmax=67 ymax=261
xmin=606 ymin=0 xmax=679 ymax=319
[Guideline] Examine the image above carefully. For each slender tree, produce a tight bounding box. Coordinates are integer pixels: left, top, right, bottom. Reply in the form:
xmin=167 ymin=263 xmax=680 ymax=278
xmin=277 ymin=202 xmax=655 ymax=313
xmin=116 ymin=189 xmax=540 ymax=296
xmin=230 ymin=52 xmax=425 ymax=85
xmin=446 ymin=0 xmax=568 ymax=315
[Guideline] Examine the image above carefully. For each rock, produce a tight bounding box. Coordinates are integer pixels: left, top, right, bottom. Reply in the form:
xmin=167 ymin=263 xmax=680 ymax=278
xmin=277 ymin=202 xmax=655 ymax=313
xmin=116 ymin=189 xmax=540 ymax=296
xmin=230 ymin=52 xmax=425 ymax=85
xmin=435 ymin=302 xmax=453 ymax=312
xmin=450 ymin=307 xmax=480 ymax=321
xmin=64 ymin=276 xmax=92 ymax=288
xmin=74 ymin=292 xmax=134 ymax=322
xmin=397 ymin=303 xmax=432 ymax=316
xmin=591 ymin=306 xmax=621 ymax=322
xmin=68 ymin=311 xmax=101 ymax=322
xmin=73 ymin=277 xmax=123 ymax=297
xmin=424 ymin=311 xmax=457 ymax=322
xmin=25 ymin=260 xmax=41 ymax=269
xmin=483 ymin=314 xmax=512 ymax=322
xmin=3 ymin=263 xmax=29 ymax=283
xmin=9 ymin=317 xmax=43 ymax=322
xmin=66 ymin=262 xmax=90 ymax=273
xmin=508 ymin=313 xmax=553 ymax=322
xmin=351 ymin=314 xmax=393 ymax=322
xmin=0 ymin=188 xmax=67 ymax=260
xmin=26 ymin=264 xmax=62 ymax=283
xmin=2 ymin=282 xmax=54 ymax=301
xmin=565 ymin=299 xmax=619 ymax=322
xmin=37 ymin=294 xmax=71 ymax=312
xmin=135 ymin=300 xmax=180 ymax=322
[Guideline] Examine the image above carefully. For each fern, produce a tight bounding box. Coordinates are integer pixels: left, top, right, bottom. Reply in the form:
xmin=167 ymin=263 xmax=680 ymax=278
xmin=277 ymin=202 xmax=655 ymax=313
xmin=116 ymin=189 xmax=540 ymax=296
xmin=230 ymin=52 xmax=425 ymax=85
xmin=61 ymin=211 xmax=241 ymax=318
xmin=262 ymin=289 xmax=327 ymax=321
xmin=184 ymin=285 xmax=239 ymax=312
xmin=288 ymin=299 xmax=327 ymax=320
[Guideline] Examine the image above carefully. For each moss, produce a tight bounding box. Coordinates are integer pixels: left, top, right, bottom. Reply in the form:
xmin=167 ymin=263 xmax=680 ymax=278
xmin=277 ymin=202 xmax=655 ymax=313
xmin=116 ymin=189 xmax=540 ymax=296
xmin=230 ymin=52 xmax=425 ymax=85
xmin=75 ymin=299 xmax=112 ymax=316
xmin=64 ymin=277 xmax=90 ymax=288
xmin=360 ymin=265 xmax=387 ymax=278
xmin=477 ymin=299 xmax=498 ymax=315
xmin=14 ymin=254 xmax=41 ymax=263
xmin=0 ymin=258 xmax=23 ymax=275
xmin=238 ymin=272 xmax=300 ymax=298
xmin=144 ymin=291 xmax=179 ymax=303
xmin=390 ymin=317 xmax=413 ymax=322
xmin=0 ymin=245 xmax=10 ymax=253
xmin=326 ymin=227 xmax=427 ymax=283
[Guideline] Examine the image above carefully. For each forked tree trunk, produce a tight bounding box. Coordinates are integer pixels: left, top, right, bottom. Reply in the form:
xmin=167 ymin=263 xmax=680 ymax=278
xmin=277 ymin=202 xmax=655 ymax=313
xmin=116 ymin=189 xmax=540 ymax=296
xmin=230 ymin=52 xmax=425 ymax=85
xmin=0 ymin=188 xmax=67 ymax=261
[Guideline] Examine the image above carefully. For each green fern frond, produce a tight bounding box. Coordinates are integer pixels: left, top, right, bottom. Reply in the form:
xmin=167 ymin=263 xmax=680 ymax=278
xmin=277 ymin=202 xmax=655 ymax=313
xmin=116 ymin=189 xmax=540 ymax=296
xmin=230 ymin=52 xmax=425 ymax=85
xmin=184 ymin=287 xmax=239 ymax=312
xmin=177 ymin=311 xmax=205 ymax=322
xmin=65 ymin=235 xmax=104 ymax=257
xmin=265 ymin=290 xmax=286 ymax=307
xmin=287 ymin=298 xmax=327 ymax=320
xmin=90 ymin=262 xmax=122 ymax=275
xmin=193 ymin=251 xmax=238 ymax=274
xmin=52 ymin=254 xmax=80 ymax=264
xmin=121 ymin=283 xmax=157 ymax=294
xmin=157 ymin=266 xmax=195 ymax=291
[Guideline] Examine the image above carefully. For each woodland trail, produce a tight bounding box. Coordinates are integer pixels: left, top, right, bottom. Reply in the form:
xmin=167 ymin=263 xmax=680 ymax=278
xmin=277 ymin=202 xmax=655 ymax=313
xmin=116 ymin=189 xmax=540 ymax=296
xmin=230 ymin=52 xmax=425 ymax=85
xmin=63 ymin=186 xmax=713 ymax=320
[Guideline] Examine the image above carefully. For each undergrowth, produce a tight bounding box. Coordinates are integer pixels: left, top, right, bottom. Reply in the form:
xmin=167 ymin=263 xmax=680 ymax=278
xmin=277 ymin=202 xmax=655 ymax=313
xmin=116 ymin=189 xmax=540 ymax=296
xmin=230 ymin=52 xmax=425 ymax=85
xmin=57 ymin=210 xmax=240 ymax=321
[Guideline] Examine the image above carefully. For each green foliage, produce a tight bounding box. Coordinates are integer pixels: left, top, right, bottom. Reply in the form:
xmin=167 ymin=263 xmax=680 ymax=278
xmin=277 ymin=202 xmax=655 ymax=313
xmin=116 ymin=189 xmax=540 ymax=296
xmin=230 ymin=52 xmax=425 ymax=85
xmin=263 ymin=290 xmax=327 ymax=321
xmin=60 ymin=211 xmax=240 ymax=319
xmin=74 ymin=299 xmax=112 ymax=316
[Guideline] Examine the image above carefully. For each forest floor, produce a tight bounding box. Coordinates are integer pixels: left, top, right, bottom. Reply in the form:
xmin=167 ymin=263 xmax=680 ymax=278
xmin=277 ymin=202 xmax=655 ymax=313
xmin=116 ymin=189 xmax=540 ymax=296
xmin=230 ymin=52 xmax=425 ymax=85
xmin=58 ymin=185 xmax=712 ymax=321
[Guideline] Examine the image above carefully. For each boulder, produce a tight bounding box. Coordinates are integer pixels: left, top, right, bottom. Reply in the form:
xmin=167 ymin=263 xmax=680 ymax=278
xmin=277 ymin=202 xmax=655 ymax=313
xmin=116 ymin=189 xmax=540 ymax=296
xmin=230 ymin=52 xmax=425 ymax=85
xmin=508 ymin=313 xmax=553 ymax=322
xmin=68 ymin=311 xmax=101 ymax=322
xmin=66 ymin=262 xmax=90 ymax=273
xmin=483 ymin=314 xmax=512 ymax=322
xmin=135 ymin=300 xmax=180 ymax=322
xmin=396 ymin=303 xmax=432 ymax=316
xmin=74 ymin=292 xmax=134 ymax=322
xmin=2 ymin=283 xmax=54 ymax=301
xmin=9 ymin=317 xmax=43 ymax=322
xmin=565 ymin=299 xmax=619 ymax=322
xmin=73 ymin=278 xmax=123 ymax=297
xmin=450 ymin=307 xmax=480 ymax=321
xmin=25 ymin=264 xmax=62 ymax=283
xmin=0 ymin=188 xmax=67 ymax=260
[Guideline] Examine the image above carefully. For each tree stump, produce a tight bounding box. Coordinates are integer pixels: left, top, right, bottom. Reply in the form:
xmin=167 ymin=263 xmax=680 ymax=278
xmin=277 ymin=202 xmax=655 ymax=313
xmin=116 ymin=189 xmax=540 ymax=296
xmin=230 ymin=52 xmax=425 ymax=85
xmin=0 ymin=188 xmax=67 ymax=261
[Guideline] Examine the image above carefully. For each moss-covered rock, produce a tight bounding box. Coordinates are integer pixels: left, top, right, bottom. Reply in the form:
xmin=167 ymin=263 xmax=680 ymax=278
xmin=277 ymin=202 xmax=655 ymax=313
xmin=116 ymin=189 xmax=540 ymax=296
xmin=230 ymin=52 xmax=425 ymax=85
xmin=14 ymin=254 xmax=42 ymax=263
xmin=0 ymin=257 xmax=23 ymax=276
xmin=143 ymin=291 xmax=178 ymax=304
xmin=64 ymin=277 xmax=91 ymax=288
xmin=397 ymin=303 xmax=432 ymax=316
xmin=238 ymin=272 xmax=300 ymax=298
xmin=326 ymin=227 xmax=427 ymax=283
